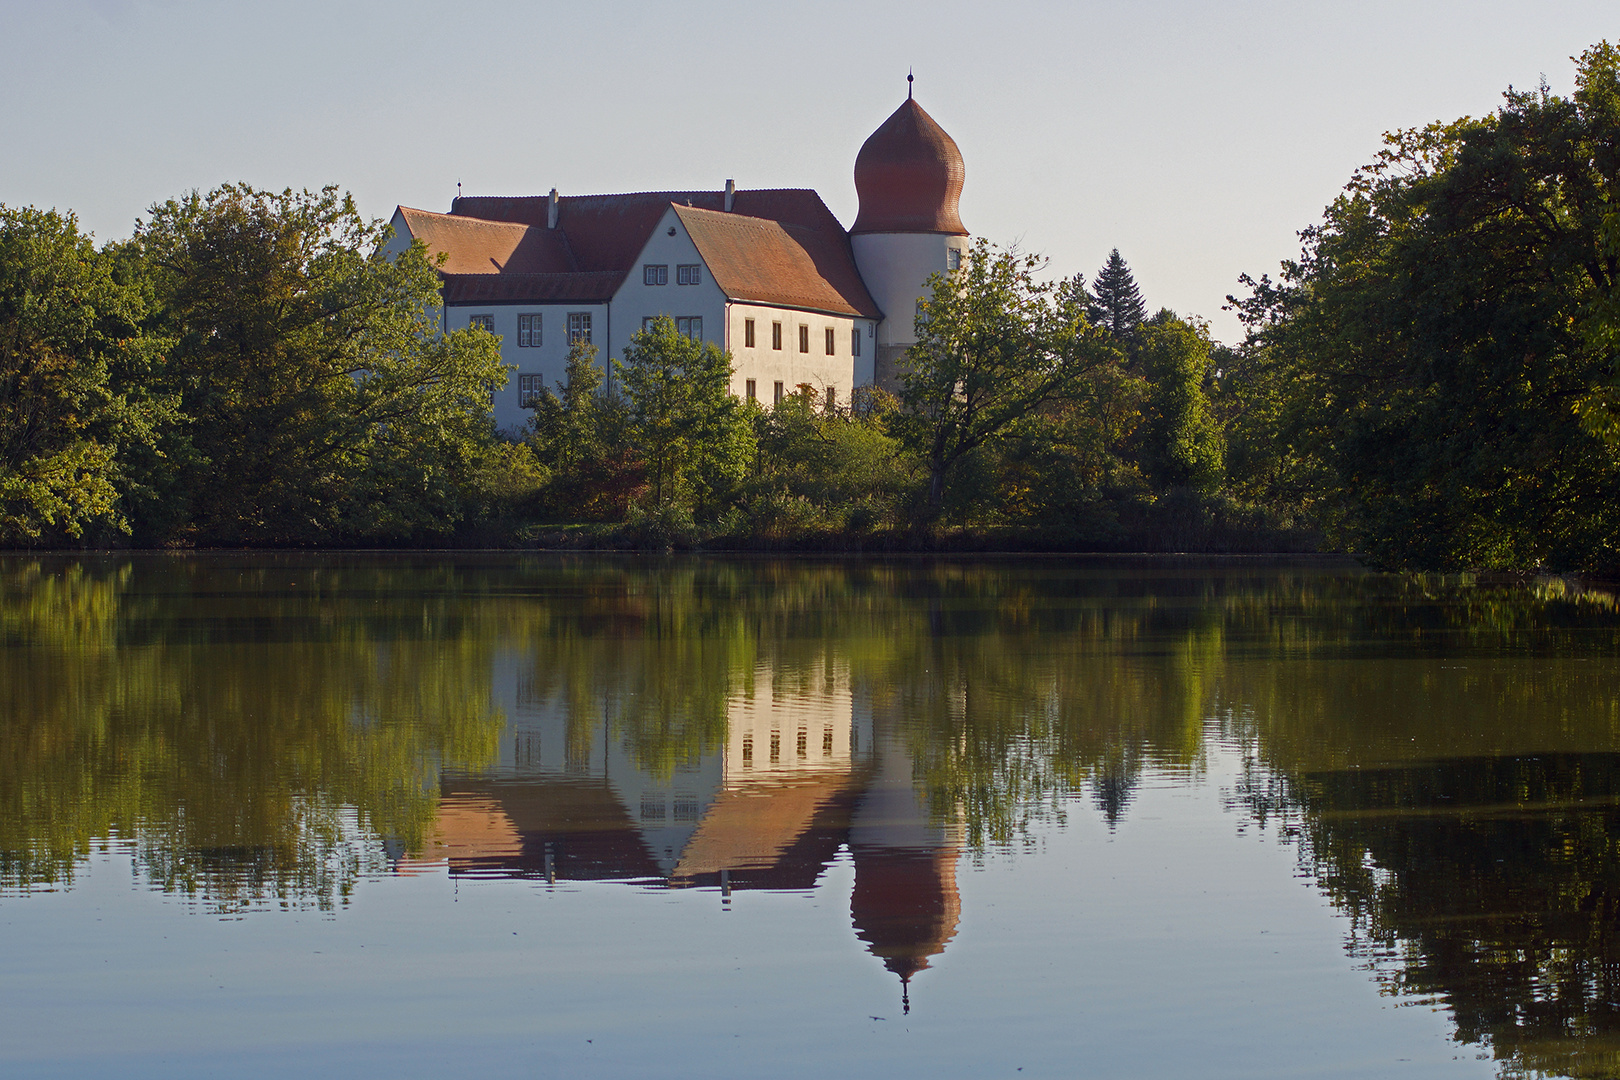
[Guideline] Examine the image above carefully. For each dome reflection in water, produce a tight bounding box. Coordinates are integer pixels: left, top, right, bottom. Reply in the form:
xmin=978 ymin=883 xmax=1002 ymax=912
xmin=401 ymin=660 xmax=961 ymax=1011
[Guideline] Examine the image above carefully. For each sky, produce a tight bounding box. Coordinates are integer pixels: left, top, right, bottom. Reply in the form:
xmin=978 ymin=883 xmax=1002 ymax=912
xmin=2 ymin=0 xmax=1615 ymax=344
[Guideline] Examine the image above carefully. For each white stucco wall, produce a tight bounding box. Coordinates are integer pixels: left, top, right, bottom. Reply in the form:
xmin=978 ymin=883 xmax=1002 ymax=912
xmin=445 ymin=301 xmax=611 ymax=435
xmin=610 ymin=207 xmax=727 ymax=366
xmin=724 ymin=304 xmax=867 ymax=403
xmin=851 ymin=232 xmax=968 ymax=348
xmin=381 ymin=208 xmax=415 ymax=261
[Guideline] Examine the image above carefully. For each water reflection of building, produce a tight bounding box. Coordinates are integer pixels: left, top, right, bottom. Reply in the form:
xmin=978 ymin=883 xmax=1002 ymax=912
xmin=400 ymin=660 xmax=960 ymax=1007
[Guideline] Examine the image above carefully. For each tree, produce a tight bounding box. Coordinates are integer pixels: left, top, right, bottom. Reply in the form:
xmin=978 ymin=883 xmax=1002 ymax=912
xmin=1085 ymin=249 xmax=1146 ymax=339
xmin=1232 ymin=42 xmax=1620 ymax=570
xmin=615 ymin=316 xmax=754 ymax=514
xmin=1134 ymin=311 xmax=1224 ymax=492
xmin=526 ymin=340 xmax=640 ymax=520
xmin=893 ymin=237 xmax=1120 ymax=520
xmin=134 ymin=184 xmax=508 ymax=544
xmin=0 ymin=205 xmax=173 ymax=544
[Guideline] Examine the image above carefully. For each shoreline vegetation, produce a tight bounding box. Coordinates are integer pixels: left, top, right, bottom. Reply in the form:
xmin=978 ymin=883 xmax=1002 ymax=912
xmin=4 ymin=43 xmax=1619 ymax=571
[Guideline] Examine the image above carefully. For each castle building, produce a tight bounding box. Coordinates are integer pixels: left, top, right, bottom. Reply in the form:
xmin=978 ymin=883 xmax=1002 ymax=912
xmin=384 ymin=91 xmax=969 ymax=433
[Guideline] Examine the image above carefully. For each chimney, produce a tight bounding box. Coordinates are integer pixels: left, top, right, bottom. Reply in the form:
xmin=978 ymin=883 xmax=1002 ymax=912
xmin=724 ymin=179 xmax=735 ymax=212
xmin=547 ymin=188 xmax=559 ymax=229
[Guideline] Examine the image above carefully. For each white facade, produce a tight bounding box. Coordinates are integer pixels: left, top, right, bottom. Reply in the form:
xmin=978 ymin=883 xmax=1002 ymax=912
xmin=610 ymin=207 xmax=729 ymax=365
xmin=724 ymin=302 xmax=871 ymax=405
xmin=448 ymin=302 xmax=611 ymax=433
xmin=852 ymin=231 xmax=968 ymax=350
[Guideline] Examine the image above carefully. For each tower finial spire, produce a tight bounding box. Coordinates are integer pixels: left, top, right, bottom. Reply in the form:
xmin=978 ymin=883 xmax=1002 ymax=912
xmin=907 ymin=68 xmax=913 ymax=99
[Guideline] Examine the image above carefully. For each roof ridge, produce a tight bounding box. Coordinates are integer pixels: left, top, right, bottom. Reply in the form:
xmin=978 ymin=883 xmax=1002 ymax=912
xmin=453 ymin=187 xmax=821 ymax=202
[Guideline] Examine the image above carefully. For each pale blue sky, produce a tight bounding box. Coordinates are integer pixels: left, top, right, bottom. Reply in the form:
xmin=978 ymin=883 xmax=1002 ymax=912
xmin=3 ymin=0 xmax=1614 ymax=342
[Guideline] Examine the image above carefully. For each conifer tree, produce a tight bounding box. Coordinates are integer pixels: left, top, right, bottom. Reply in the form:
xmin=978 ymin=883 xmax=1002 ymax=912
xmin=1086 ymin=249 xmax=1146 ymax=338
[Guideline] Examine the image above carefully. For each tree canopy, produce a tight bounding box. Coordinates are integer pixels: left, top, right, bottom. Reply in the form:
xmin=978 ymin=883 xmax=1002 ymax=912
xmin=135 ymin=184 xmax=514 ymax=544
xmin=1230 ymin=42 xmax=1620 ymax=570
xmin=894 ymin=238 xmax=1121 ymax=518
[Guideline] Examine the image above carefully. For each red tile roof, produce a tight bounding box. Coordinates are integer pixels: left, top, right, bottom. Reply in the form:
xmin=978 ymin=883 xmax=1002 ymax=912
xmin=674 ymin=204 xmax=882 ymax=319
xmin=397 ymin=188 xmax=882 ymax=318
xmin=396 ymin=207 xmax=562 ymax=274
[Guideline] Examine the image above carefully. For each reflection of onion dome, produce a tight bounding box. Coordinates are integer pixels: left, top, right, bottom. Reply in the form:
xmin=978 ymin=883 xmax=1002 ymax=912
xmin=850 ymin=843 xmax=962 ymax=1012
xmin=851 ymin=97 xmax=967 ymax=236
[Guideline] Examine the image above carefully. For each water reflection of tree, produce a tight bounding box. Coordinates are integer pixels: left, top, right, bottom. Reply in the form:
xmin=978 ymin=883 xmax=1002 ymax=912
xmin=1237 ymin=756 xmax=1620 ymax=1079
xmin=1216 ymin=578 xmax=1620 ymax=1080
xmin=0 ymin=557 xmax=510 ymax=908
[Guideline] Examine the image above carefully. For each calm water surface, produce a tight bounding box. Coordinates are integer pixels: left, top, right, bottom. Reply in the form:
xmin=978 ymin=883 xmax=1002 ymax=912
xmin=4 ymin=554 xmax=1620 ymax=1079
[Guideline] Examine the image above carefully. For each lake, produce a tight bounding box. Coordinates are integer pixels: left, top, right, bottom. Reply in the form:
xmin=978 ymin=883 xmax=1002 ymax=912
xmin=3 ymin=553 xmax=1618 ymax=1079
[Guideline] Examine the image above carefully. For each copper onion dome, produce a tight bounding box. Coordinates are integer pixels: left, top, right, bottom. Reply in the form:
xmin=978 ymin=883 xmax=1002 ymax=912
xmin=851 ymin=97 xmax=967 ymax=236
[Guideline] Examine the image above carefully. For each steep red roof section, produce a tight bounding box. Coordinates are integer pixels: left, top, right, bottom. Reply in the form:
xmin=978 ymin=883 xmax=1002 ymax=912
xmin=673 ymin=204 xmax=882 ymax=319
xmin=397 ymin=207 xmax=570 ymax=275
xmin=851 ymin=98 xmax=967 ymax=236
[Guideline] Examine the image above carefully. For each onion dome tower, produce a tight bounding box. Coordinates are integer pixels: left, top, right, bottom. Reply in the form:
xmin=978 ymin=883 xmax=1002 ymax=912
xmin=850 ymin=77 xmax=969 ymax=389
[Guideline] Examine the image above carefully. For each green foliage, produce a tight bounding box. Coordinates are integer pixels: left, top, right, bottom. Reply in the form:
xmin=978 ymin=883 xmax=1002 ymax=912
xmin=1082 ymin=248 xmax=1146 ymax=339
xmin=1133 ymin=311 xmax=1225 ymax=493
xmin=526 ymin=341 xmax=641 ymax=520
xmin=134 ymin=184 xmax=508 ymax=544
xmin=894 ymin=238 xmax=1122 ymax=521
xmin=1232 ymin=43 xmax=1620 ymax=570
xmin=745 ymin=384 xmax=915 ymax=535
xmin=0 ymin=206 xmax=174 ymax=544
xmin=615 ymin=316 xmax=754 ymax=516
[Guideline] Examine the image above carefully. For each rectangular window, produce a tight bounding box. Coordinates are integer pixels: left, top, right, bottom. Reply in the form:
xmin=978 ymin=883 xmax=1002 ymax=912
xmin=772 ymin=321 xmax=782 ymax=350
xmin=744 ymin=318 xmax=755 ymax=348
xmin=796 ymin=728 xmax=807 ymax=759
xmin=640 ymin=796 xmax=666 ymax=821
xmin=769 ymin=732 xmax=781 ymax=764
xmin=947 ymin=247 xmax=962 ymax=270
xmin=745 ymin=378 xmax=757 ymax=401
xmin=826 ymin=385 xmax=837 ymax=410
xmin=676 ymin=264 xmax=701 ymax=285
xmin=851 ymin=326 xmax=861 ymax=357
xmin=825 ymin=327 xmax=835 ymax=356
xmin=642 ymin=316 xmax=658 ymax=332
xmin=643 ymin=264 xmax=668 ymax=285
xmin=773 ymin=380 xmax=784 ymax=405
xmin=518 ymin=373 xmax=545 ymax=407
xmin=469 ymin=314 xmax=494 ymax=332
xmin=798 ymin=324 xmax=809 ymax=353
xmin=676 ymin=316 xmax=702 ymax=340
xmin=567 ymin=312 xmax=592 ymax=344
xmin=517 ymin=313 xmax=542 ymax=347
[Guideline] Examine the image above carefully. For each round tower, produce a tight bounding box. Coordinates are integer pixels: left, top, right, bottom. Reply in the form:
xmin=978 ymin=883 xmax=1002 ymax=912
xmin=851 ymin=86 xmax=969 ymax=390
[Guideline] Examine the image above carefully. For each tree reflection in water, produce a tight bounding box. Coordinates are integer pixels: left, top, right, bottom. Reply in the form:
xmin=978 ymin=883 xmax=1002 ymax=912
xmin=4 ymin=554 xmax=1620 ymax=1072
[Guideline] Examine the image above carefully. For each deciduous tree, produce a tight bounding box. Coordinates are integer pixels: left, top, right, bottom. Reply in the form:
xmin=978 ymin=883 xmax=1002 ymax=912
xmin=135 ymin=184 xmax=508 ymax=544
xmin=615 ymin=316 xmax=753 ymax=515
xmin=1231 ymin=42 xmax=1620 ymax=570
xmin=894 ymin=238 xmax=1120 ymax=520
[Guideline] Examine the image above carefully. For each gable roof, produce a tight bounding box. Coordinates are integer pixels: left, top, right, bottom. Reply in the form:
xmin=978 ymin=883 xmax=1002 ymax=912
xmin=673 ymin=204 xmax=882 ymax=319
xmin=397 ymin=189 xmax=882 ymax=317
